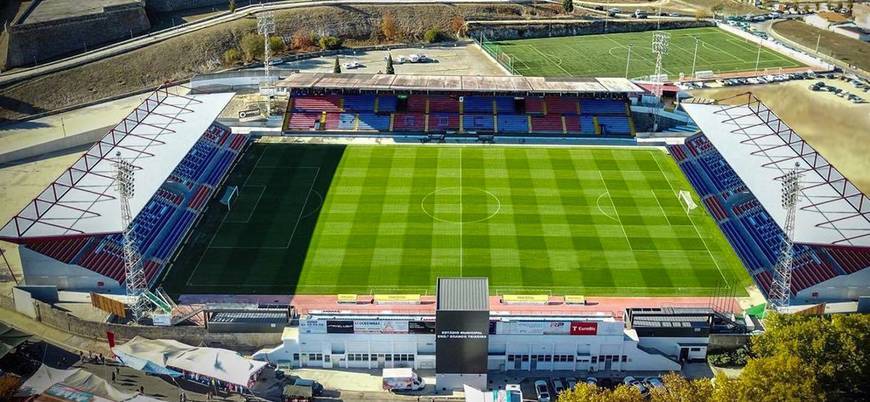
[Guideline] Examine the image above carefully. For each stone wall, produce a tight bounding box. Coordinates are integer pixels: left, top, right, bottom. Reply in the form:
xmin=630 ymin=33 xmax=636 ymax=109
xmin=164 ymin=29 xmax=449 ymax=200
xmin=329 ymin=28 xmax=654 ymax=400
xmin=467 ymin=19 xmax=714 ymax=41
xmin=4 ymin=3 xmax=150 ymax=69
xmin=1 ymin=293 xmax=281 ymax=352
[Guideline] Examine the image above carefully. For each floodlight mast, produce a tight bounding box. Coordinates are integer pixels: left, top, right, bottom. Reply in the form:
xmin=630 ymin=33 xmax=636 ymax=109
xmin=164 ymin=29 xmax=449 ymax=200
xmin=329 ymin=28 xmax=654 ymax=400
xmin=767 ymin=163 xmax=802 ymax=312
xmin=257 ymin=12 xmax=276 ymax=117
xmin=651 ymin=31 xmax=670 ymax=130
xmin=115 ymin=152 xmax=149 ymax=322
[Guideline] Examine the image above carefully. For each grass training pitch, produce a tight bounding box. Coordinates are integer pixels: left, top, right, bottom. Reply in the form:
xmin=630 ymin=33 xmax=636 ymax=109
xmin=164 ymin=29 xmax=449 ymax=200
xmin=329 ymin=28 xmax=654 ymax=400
xmin=487 ymin=27 xmax=804 ymax=78
xmin=164 ymin=143 xmax=751 ymax=296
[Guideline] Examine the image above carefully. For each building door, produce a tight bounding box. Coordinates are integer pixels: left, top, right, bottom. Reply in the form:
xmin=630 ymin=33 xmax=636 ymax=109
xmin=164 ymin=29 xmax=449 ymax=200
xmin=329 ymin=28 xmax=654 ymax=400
xmin=679 ymin=348 xmax=689 ymax=362
xmin=530 ymin=355 xmax=538 ymax=371
xmin=514 ymin=356 xmax=522 ymax=370
xmin=377 ymin=354 xmax=386 ymax=368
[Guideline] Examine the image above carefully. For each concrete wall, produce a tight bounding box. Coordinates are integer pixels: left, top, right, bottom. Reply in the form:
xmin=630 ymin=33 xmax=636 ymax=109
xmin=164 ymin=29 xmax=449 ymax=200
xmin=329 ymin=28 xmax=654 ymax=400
xmin=795 ymin=267 xmax=870 ymax=303
xmin=467 ymin=20 xmax=713 ymax=41
xmin=4 ymin=3 xmax=150 ymax=69
xmin=0 ymin=291 xmax=282 ymax=351
xmin=20 ymin=247 xmax=122 ymax=293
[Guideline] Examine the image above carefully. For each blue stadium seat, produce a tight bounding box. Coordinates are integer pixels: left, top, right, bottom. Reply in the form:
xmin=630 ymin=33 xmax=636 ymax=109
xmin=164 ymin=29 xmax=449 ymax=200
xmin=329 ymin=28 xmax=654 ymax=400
xmin=463 ymin=96 xmax=493 ymax=113
xmin=463 ymin=114 xmax=494 ymax=131
xmin=497 ymin=115 xmax=528 ymax=133
xmin=581 ymin=99 xmax=627 ymax=115
xmin=494 ymin=97 xmax=515 ymax=114
xmin=596 ymin=116 xmax=631 ymax=135
xmin=377 ymin=96 xmax=397 ymax=112
xmin=343 ymin=95 xmax=376 ymax=111
xmin=357 ymin=113 xmax=390 ymax=131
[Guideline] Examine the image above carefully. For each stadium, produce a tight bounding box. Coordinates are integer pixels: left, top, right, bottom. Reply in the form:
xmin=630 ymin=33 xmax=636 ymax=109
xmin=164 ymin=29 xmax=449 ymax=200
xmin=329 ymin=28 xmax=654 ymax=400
xmin=1 ymin=10 xmax=869 ymax=397
xmin=2 ymin=71 xmax=867 ymax=307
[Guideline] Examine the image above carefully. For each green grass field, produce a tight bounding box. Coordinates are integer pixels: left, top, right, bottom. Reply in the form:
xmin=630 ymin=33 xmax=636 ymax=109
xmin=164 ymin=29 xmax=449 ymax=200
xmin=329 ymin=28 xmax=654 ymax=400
xmin=163 ymin=143 xmax=751 ymax=296
xmin=488 ymin=27 xmax=804 ymax=78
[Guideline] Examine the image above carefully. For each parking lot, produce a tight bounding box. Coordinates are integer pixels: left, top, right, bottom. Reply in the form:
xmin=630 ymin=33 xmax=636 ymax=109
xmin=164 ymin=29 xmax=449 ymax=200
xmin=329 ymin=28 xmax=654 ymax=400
xmin=277 ymin=43 xmax=507 ymax=76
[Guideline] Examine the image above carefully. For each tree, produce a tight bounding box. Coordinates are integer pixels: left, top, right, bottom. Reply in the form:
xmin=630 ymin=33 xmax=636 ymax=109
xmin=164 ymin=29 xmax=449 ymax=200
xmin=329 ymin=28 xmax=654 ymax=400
xmin=649 ymin=373 xmax=714 ymax=402
xmin=562 ymin=0 xmax=574 ymax=14
xmin=558 ymin=383 xmax=644 ymax=402
xmin=318 ymin=36 xmax=342 ymax=50
xmin=269 ymin=36 xmax=285 ymax=53
xmin=333 ymin=56 xmax=341 ymax=73
xmin=713 ymin=353 xmax=824 ymax=402
xmin=380 ymin=13 xmax=399 ymax=41
xmin=750 ymin=313 xmax=870 ymax=401
xmin=385 ymin=54 xmax=395 ymax=74
xmin=228 ymin=0 xmax=236 ymax=13
xmin=240 ymin=33 xmax=264 ymax=62
xmin=423 ymin=28 xmax=441 ymax=43
xmin=291 ymin=30 xmax=315 ymax=50
xmin=222 ymin=48 xmax=241 ymax=65
xmin=450 ymin=15 xmax=466 ymax=37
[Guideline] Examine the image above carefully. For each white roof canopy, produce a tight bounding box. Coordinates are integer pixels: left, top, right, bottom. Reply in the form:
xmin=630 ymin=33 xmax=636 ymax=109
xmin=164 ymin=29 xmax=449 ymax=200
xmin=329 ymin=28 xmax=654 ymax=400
xmin=0 ymin=89 xmax=233 ymax=240
xmin=683 ymin=100 xmax=870 ymax=247
xmin=113 ymin=337 xmax=267 ymax=387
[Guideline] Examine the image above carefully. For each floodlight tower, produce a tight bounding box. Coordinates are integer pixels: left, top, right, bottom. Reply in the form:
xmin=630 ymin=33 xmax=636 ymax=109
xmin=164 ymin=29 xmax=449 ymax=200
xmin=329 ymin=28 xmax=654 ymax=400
xmin=115 ymin=152 xmax=149 ymax=322
xmin=767 ymin=163 xmax=802 ymax=312
xmin=651 ymin=31 xmax=670 ymax=130
xmin=257 ymin=11 xmax=276 ymax=117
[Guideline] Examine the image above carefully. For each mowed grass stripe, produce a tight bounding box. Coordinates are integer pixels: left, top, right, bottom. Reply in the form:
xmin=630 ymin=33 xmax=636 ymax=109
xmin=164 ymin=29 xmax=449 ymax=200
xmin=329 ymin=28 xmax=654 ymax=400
xmin=492 ymin=27 xmax=804 ymax=78
xmin=164 ymin=144 xmax=752 ymax=296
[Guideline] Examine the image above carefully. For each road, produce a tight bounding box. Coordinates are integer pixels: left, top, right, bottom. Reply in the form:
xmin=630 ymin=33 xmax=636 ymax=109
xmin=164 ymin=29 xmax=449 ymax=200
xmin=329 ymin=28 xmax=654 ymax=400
xmin=0 ymin=0 xmax=516 ymax=87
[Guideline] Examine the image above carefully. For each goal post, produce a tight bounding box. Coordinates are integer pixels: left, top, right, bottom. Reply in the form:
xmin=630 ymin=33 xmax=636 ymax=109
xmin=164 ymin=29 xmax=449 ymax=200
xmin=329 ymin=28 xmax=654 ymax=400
xmin=678 ymin=190 xmax=698 ymax=213
xmin=220 ymin=186 xmax=239 ymax=211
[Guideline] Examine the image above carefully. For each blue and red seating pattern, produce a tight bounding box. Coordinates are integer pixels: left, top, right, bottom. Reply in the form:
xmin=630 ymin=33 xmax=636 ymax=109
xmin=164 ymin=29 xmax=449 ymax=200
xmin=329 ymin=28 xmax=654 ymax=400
xmin=285 ymin=94 xmax=634 ymax=137
xmin=668 ymin=133 xmax=870 ymax=297
xmin=22 ymin=124 xmax=247 ymax=289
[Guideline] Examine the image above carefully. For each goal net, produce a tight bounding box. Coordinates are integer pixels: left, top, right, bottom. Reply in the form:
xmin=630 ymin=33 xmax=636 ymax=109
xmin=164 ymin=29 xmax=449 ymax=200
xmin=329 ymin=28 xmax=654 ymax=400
xmin=220 ymin=186 xmax=239 ymax=211
xmin=678 ymin=190 xmax=698 ymax=213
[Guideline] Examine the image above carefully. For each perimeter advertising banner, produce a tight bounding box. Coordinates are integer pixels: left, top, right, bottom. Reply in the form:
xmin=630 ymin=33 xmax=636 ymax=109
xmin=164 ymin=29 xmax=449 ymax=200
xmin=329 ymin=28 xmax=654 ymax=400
xmin=436 ymin=310 xmax=489 ymax=374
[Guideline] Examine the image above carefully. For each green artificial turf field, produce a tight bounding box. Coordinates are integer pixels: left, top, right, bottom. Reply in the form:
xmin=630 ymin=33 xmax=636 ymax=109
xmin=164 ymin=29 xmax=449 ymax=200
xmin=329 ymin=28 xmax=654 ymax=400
xmin=486 ymin=27 xmax=804 ymax=78
xmin=163 ymin=143 xmax=751 ymax=296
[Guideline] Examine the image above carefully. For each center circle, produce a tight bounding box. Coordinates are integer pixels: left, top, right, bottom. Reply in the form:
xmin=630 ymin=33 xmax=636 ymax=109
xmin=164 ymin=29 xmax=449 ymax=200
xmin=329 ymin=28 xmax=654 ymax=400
xmin=421 ymin=187 xmax=501 ymax=224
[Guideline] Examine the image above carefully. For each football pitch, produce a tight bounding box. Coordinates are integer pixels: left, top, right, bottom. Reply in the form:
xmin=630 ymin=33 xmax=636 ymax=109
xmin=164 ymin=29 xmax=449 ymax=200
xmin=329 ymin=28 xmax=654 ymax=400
xmin=163 ymin=143 xmax=751 ymax=296
xmin=487 ymin=27 xmax=804 ymax=78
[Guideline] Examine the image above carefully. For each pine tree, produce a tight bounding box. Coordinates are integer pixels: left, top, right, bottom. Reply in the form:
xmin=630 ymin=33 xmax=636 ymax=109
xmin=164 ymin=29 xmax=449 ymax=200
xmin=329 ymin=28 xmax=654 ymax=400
xmin=228 ymin=0 xmax=236 ymax=13
xmin=562 ymin=0 xmax=574 ymax=14
xmin=385 ymin=54 xmax=395 ymax=75
xmin=333 ymin=56 xmax=342 ymax=73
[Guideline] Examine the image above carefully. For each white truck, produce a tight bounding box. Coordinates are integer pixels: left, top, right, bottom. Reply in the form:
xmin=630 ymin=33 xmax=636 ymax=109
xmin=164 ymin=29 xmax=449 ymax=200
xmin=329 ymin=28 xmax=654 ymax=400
xmin=382 ymin=368 xmax=425 ymax=391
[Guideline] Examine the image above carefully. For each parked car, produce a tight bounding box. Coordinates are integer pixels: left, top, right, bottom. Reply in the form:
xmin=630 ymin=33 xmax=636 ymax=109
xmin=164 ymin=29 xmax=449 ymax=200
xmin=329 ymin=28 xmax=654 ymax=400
xmin=634 ymin=10 xmax=648 ymax=19
xmin=566 ymin=377 xmax=578 ymax=390
xmin=607 ymin=8 xmax=620 ymax=17
xmin=586 ymin=376 xmax=598 ymax=386
xmin=344 ymin=61 xmax=363 ymax=69
xmin=644 ymin=376 xmax=665 ymax=390
xmin=268 ymin=58 xmax=285 ymax=66
xmin=506 ymin=383 xmax=522 ymax=400
xmin=534 ymin=380 xmax=551 ymax=402
xmin=553 ymin=379 xmax=566 ymax=395
xmin=623 ymin=376 xmax=647 ymax=395
xmin=293 ymin=378 xmax=324 ymax=396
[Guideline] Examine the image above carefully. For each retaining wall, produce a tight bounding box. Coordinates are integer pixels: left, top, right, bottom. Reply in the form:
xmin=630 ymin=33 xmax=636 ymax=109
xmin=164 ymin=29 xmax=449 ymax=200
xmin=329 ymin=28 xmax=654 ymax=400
xmin=467 ymin=19 xmax=713 ymax=41
xmin=716 ymin=22 xmax=834 ymax=71
xmin=4 ymin=3 xmax=150 ymax=69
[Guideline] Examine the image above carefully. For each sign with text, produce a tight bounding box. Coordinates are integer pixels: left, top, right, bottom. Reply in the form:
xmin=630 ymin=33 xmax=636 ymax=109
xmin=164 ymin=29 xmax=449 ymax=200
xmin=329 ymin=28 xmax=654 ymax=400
xmin=570 ymin=321 xmax=598 ymax=336
xmin=299 ymin=319 xmax=327 ymax=334
xmin=325 ymin=320 xmax=354 ymax=334
xmin=436 ymin=310 xmax=489 ymax=374
xmin=353 ymin=320 xmax=409 ymax=334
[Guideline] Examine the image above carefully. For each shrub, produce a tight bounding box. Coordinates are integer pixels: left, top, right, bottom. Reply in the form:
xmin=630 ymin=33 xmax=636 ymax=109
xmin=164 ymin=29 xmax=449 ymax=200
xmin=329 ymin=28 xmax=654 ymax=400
xmin=319 ymin=35 xmax=342 ymax=50
xmin=223 ymin=48 xmax=241 ymax=65
xmin=450 ymin=15 xmax=466 ymax=37
xmin=269 ymin=36 xmax=285 ymax=53
xmin=562 ymin=0 xmax=574 ymax=14
xmin=240 ymin=33 xmax=264 ymax=62
xmin=291 ymin=30 xmax=315 ymax=50
xmin=423 ymin=28 xmax=441 ymax=43
xmin=228 ymin=0 xmax=236 ymax=13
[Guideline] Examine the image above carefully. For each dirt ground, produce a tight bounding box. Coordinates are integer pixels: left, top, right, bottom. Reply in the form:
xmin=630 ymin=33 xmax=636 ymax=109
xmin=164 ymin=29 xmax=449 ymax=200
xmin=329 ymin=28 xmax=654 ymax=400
xmin=0 ymin=3 xmax=568 ymax=121
xmin=772 ymin=20 xmax=870 ymax=72
xmin=690 ymin=79 xmax=870 ymax=194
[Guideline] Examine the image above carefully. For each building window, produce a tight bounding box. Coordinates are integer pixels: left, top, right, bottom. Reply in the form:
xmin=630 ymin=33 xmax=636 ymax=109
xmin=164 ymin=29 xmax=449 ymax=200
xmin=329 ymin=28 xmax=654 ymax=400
xmin=522 ymin=355 xmax=529 ymax=362
xmin=544 ymin=355 xmax=552 ymax=362
xmin=690 ymin=347 xmax=701 ymax=352
xmin=293 ymin=354 xmax=300 ymax=360
xmin=348 ymin=355 xmax=356 ymax=361
xmin=591 ymin=357 xmax=597 ymax=363
xmin=408 ymin=355 xmax=415 ymax=361
xmin=386 ymin=355 xmax=392 ymax=361
xmin=568 ymin=355 xmax=574 ymax=362
xmin=621 ymin=355 xmax=627 ymax=362
xmin=508 ymin=355 xmax=514 ymax=361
